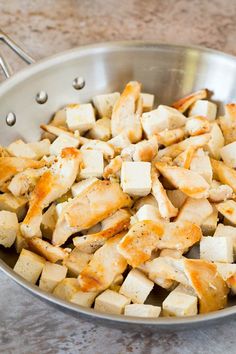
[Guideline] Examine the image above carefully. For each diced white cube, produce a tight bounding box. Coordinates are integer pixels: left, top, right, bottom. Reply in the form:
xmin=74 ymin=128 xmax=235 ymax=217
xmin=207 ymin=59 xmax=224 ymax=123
xmin=80 ymin=150 xmax=104 ymax=179
xmin=119 ymin=269 xmax=154 ymax=304
xmin=15 ymin=229 xmax=28 ymax=254
xmin=124 ymin=304 xmax=161 ymax=318
xmin=41 ymin=204 xmax=57 ymax=240
xmin=0 ymin=210 xmax=18 ymax=247
xmin=200 ymin=236 xmax=233 ymax=263
xmin=214 ymin=223 xmax=236 ymax=258
xmin=55 ymin=201 xmax=68 ymax=217
xmin=92 ymin=92 xmax=120 ymax=118
xmin=190 ymin=153 xmax=212 ymax=184
xmin=108 ymin=133 xmax=131 ymax=152
xmin=201 ymin=206 xmax=218 ymax=236
xmin=71 ymin=177 xmax=98 ymax=197
xmin=141 ymin=105 xmax=186 ymax=137
xmin=172 ymin=283 xmax=196 ymax=297
xmin=39 ymin=262 xmax=68 ymax=293
xmin=49 ymin=134 xmax=79 ymax=155
xmin=0 ymin=193 xmax=27 ymax=221
xmin=53 ymin=278 xmax=80 ymax=301
xmin=121 ymin=161 xmax=151 ymax=196
xmin=220 ymin=141 xmax=236 ymax=168
xmin=94 ymin=289 xmax=131 ymax=314
xmin=136 ymin=204 xmax=161 ymax=222
xmin=141 ymin=93 xmax=155 ymax=112
xmin=189 ymin=100 xmax=217 ymax=121
xmin=207 ymin=123 xmax=225 ymax=160
xmin=162 ymin=291 xmax=197 ymax=317
xmin=7 ymin=139 xmax=37 ymax=159
xmin=166 ymin=190 xmax=187 ymax=209
xmin=214 ymin=262 xmax=236 ymax=281
xmin=63 ymin=248 xmax=92 ymax=277
xmin=70 ymin=290 xmax=98 ymax=307
xmin=66 ymin=103 xmax=96 ymax=132
xmin=87 ymin=117 xmax=111 ymax=141
xmin=28 ymin=139 xmax=51 ymax=159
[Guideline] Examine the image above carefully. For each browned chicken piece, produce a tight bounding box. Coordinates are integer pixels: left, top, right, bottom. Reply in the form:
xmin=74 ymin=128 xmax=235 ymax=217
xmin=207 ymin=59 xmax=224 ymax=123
xmin=121 ymin=136 xmax=158 ymax=162
xmin=174 ymin=146 xmax=196 ymax=169
xmin=111 ymin=81 xmax=143 ymax=143
xmin=21 ymin=148 xmax=81 ymax=238
xmin=73 ymin=209 xmax=131 ymax=253
xmin=219 ymin=104 xmax=236 ymax=144
xmin=172 ymin=89 xmax=208 ymax=113
xmin=78 ymin=233 xmax=127 ymax=292
xmin=117 ymin=220 xmax=202 ymax=267
xmin=0 ymin=145 xmax=11 ymax=157
xmin=211 ymin=158 xmax=236 ymax=193
xmin=215 ymin=200 xmax=236 ymax=225
xmin=175 ymin=197 xmax=213 ymax=225
xmin=208 ymin=180 xmax=233 ymax=203
xmin=184 ymin=259 xmax=228 ymax=314
xmin=185 ymin=116 xmax=210 ymax=136
xmin=156 ymin=128 xmax=185 ymax=147
xmin=0 ymin=157 xmax=45 ymax=191
xmin=156 ymin=161 xmax=210 ymax=199
xmin=40 ymin=124 xmax=74 ymax=138
xmin=28 ymin=237 xmax=69 ymax=263
xmin=103 ymin=156 xmax=123 ymax=179
xmin=52 ymin=180 xmax=132 ymax=246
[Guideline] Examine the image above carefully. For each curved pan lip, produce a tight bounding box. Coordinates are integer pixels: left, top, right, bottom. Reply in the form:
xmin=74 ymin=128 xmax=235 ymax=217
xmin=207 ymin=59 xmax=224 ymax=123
xmin=1 ymin=41 xmax=236 ymax=327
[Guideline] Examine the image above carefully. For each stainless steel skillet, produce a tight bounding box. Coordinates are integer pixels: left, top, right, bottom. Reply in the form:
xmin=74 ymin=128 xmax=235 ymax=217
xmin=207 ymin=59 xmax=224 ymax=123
xmin=0 ymin=31 xmax=236 ymax=330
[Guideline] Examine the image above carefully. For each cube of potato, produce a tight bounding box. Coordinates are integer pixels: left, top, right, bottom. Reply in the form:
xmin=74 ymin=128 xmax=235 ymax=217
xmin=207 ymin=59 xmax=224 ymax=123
xmin=201 ymin=206 xmax=218 ymax=236
xmin=39 ymin=262 xmax=68 ymax=292
xmin=70 ymin=290 xmax=99 ymax=307
xmin=176 ymin=198 xmax=213 ymax=225
xmin=206 ymin=123 xmax=224 ymax=160
xmin=140 ymin=93 xmax=155 ymax=112
xmin=216 ymin=200 xmax=236 ymax=225
xmin=189 ymin=100 xmax=217 ymax=121
xmin=214 ymin=223 xmax=236 ymax=258
xmin=87 ymin=117 xmax=111 ymax=141
xmin=136 ymin=204 xmax=161 ymax=222
xmin=80 ymin=150 xmax=104 ymax=179
xmin=15 ymin=229 xmax=28 ymax=254
xmin=190 ymin=153 xmax=212 ymax=184
xmin=13 ymin=249 xmax=46 ymax=284
xmin=220 ymin=141 xmax=236 ymax=168
xmin=63 ymin=248 xmax=92 ymax=277
xmin=53 ymin=278 xmax=80 ymax=300
xmin=71 ymin=177 xmax=98 ymax=198
xmin=121 ymin=161 xmax=152 ymax=196
xmin=124 ymin=304 xmax=161 ymax=318
xmin=92 ymin=92 xmax=120 ymax=118
xmin=0 ymin=193 xmax=28 ymax=221
xmin=66 ymin=103 xmax=96 ymax=132
xmin=41 ymin=204 xmax=57 ymax=239
xmin=108 ymin=133 xmax=131 ymax=153
xmin=7 ymin=139 xmax=37 ymax=159
xmin=49 ymin=134 xmax=79 ymax=155
xmin=28 ymin=139 xmax=50 ymax=160
xmin=94 ymin=289 xmax=131 ymax=314
xmin=119 ymin=269 xmax=154 ymax=304
xmin=141 ymin=105 xmax=186 ymax=137
xmin=200 ymin=236 xmax=233 ymax=263
xmin=162 ymin=291 xmax=197 ymax=317
xmin=166 ymin=189 xmax=187 ymax=209
xmin=0 ymin=210 xmax=18 ymax=247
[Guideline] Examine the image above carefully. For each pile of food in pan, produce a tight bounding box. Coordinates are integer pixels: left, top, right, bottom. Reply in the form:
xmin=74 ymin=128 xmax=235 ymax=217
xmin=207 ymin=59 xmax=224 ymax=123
xmin=1 ymin=80 xmax=236 ymax=318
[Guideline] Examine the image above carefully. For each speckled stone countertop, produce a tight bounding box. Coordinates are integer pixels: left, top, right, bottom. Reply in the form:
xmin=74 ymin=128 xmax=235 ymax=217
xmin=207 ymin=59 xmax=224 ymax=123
xmin=1 ymin=1 xmax=236 ymax=353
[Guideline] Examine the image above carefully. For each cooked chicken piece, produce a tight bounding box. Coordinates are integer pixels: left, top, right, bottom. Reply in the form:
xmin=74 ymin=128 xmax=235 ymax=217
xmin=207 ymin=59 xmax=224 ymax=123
xmin=133 ymin=194 xmax=159 ymax=212
xmin=51 ymin=107 xmax=67 ymax=127
xmin=176 ymin=197 xmax=213 ymax=225
xmin=73 ymin=209 xmax=131 ymax=253
xmin=21 ymin=148 xmax=81 ymax=238
xmin=156 ymin=161 xmax=210 ymax=199
xmin=174 ymin=146 xmax=196 ymax=169
xmin=156 ymin=128 xmax=185 ymax=146
xmin=52 ymin=180 xmax=132 ymax=246
xmin=80 ymin=139 xmax=115 ymax=160
xmin=151 ymin=169 xmax=178 ymax=219
xmin=111 ymin=81 xmax=143 ymax=143
xmin=103 ymin=156 xmax=123 ymax=179
xmin=63 ymin=247 xmax=92 ymax=277
xmin=189 ymin=149 xmax=212 ymax=184
xmin=215 ymin=200 xmax=236 ymax=225
xmin=211 ymin=158 xmax=236 ymax=193
xmin=0 ymin=145 xmax=11 ymax=157
xmin=172 ymin=89 xmax=208 ymax=113
xmin=219 ymin=104 xmax=236 ymax=144
xmin=185 ymin=116 xmax=210 ymax=136
xmin=121 ymin=136 xmax=158 ymax=162
xmin=159 ymin=249 xmax=183 ymax=258
xmin=118 ymin=220 xmax=202 ymax=267
xmin=78 ymin=233 xmax=127 ymax=292
xmin=0 ymin=157 xmax=45 ymax=191
xmin=87 ymin=117 xmax=111 ymax=141
xmin=184 ymin=259 xmax=228 ymax=313
xmin=8 ymin=167 xmax=47 ymax=197
xmin=40 ymin=124 xmax=74 ymax=138
xmin=166 ymin=189 xmax=187 ymax=209
xmin=208 ymin=181 xmax=233 ymax=203
xmin=28 ymin=237 xmax=69 ymax=263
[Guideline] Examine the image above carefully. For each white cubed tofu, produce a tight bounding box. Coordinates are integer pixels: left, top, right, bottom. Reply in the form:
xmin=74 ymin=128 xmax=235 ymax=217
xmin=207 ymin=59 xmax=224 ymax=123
xmin=92 ymin=92 xmax=120 ymax=118
xmin=166 ymin=189 xmax=187 ymax=209
xmin=13 ymin=249 xmax=46 ymax=284
xmin=207 ymin=123 xmax=225 ymax=160
xmin=39 ymin=262 xmax=68 ymax=293
xmin=189 ymin=100 xmax=217 ymax=121
xmin=41 ymin=204 xmax=57 ymax=239
xmin=66 ymin=103 xmax=96 ymax=132
xmin=15 ymin=229 xmax=28 ymax=254
xmin=162 ymin=291 xmax=197 ymax=317
xmin=124 ymin=304 xmax=161 ymax=318
xmin=119 ymin=269 xmax=154 ymax=304
xmin=87 ymin=117 xmax=111 ymax=141
xmin=49 ymin=134 xmax=79 ymax=155
xmin=190 ymin=153 xmax=212 ymax=184
xmin=71 ymin=177 xmax=98 ymax=197
xmin=94 ymin=289 xmax=131 ymax=314
xmin=216 ymin=200 xmax=236 ymax=225
xmin=80 ymin=150 xmax=104 ymax=179
xmin=121 ymin=161 xmax=151 ymax=196
xmin=141 ymin=105 xmax=186 ymax=137
xmin=63 ymin=248 xmax=92 ymax=277
xmin=55 ymin=201 xmax=68 ymax=217
xmin=214 ymin=223 xmax=236 ymax=257
xmin=136 ymin=204 xmax=161 ymax=222
xmin=0 ymin=193 xmax=27 ymax=221
xmin=220 ymin=141 xmax=236 ymax=168
xmin=172 ymin=284 xmax=196 ymax=297
xmin=70 ymin=290 xmax=98 ymax=308
xmin=7 ymin=139 xmax=37 ymax=159
xmin=201 ymin=206 xmax=218 ymax=236
xmin=53 ymin=278 xmax=80 ymax=300
xmin=200 ymin=236 xmax=233 ymax=263
xmin=28 ymin=139 xmax=51 ymax=160
xmin=0 ymin=210 xmax=18 ymax=247
xmin=140 ymin=93 xmax=155 ymax=112
xmin=108 ymin=133 xmax=131 ymax=152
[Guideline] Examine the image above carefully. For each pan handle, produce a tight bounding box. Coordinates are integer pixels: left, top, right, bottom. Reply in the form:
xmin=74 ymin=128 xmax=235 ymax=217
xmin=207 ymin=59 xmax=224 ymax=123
xmin=0 ymin=30 xmax=35 ymax=79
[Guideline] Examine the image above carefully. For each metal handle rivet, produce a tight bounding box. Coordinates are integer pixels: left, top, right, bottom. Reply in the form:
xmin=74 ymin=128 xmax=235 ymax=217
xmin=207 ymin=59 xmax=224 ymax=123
xmin=72 ymin=77 xmax=85 ymax=90
xmin=6 ymin=112 xmax=16 ymax=126
xmin=36 ymin=91 xmax=48 ymax=104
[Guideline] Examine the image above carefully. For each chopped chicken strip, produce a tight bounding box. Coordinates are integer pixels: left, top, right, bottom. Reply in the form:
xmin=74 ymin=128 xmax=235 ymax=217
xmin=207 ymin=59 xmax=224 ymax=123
xmin=21 ymin=148 xmax=81 ymax=238
xmin=211 ymin=158 xmax=236 ymax=193
xmin=111 ymin=81 xmax=143 ymax=143
xmin=121 ymin=136 xmax=158 ymax=162
xmin=118 ymin=220 xmax=201 ymax=267
xmin=176 ymin=197 xmax=213 ymax=225
xmin=209 ymin=182 xmax=233 ymax=203
xmin=172 ymin=89 xmax=208 ymax=113
xmin=156 ymin=128 xmax=185 ymax=146
xmin=174 ymin=146 xmax=196 ymax=169
xmin=133 ymin=194 xmax=158 ymax=211
xmin=80 ymin=139 xmax=114 ymax=160
xmin=103 ymin=156 xmax=123 ymax=179
xmin=185 ymin=116 xmax=210 ymax=136
xmin=28 ymin=237 xmax=69 ymax=263
xmin=219 ymin=104 xmax=236 ymax=144
xmin=40 ymin=124 xmax=74 ymax=138
xmin=156 ymin=162 xmax=210 ymax=199
xmin=52 ymin=180 xmax=132 ymax=246
xmin=216 ymin=200 xmax=236 ymax=225
xmin=0 ymin=145 xmax=11 ymax=157
xmin=159 ymin=249 xmax=183 ymax=258
xmin=78 ymin=233 xmax=127 ymax=292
